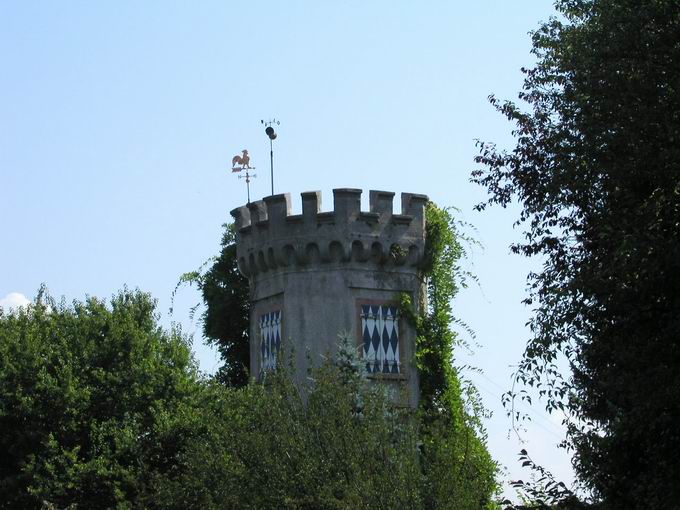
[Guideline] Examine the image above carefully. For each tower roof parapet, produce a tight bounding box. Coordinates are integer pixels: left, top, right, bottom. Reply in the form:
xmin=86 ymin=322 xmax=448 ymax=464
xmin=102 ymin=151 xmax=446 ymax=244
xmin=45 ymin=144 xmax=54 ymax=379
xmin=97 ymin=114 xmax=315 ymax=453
xmin=230 ymin=189 xmax=428 ymax=276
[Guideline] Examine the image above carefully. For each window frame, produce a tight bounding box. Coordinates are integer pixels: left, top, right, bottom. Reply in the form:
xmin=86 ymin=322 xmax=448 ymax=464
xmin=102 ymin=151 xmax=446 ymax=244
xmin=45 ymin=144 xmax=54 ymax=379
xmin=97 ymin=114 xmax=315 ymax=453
xmin=257 ymin=303 xmax=284 ymax=377
xmin=355 ymin=298 xmax=407 ymax=381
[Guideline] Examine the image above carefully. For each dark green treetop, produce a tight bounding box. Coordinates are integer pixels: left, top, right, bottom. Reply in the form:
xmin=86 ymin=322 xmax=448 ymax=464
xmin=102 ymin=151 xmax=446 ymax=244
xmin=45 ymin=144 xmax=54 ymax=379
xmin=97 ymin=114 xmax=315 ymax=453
xmin=0 ymin=288 xmax=202 ymax=508
xmin=472 ymin=0 xmax=680 ymax=507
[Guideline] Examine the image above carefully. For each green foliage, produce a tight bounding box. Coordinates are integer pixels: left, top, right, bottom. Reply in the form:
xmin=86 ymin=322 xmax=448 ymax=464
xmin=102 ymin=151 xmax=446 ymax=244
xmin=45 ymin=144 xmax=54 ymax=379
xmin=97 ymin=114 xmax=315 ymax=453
xmin=0 ymin=287 xmax=202 ymax=508
xmin=175 ymin=224 xmax=250 ymax=386
xmin=401 ymin=203 xmax=499 ymax=509
xmin=154 ymin=341 xmax=424 ymax=509
xmin=0 ymin=285 xmax=496 ymax=509
xmin=472 ymin=0 xmax=680 ymax=507
xmin=408 ymin=203 xmax=468 ymax=414
xmin=504 ymin=450 xmax=589 ymax=510
xmin=154 ymin=336 xmax=501 ymax=510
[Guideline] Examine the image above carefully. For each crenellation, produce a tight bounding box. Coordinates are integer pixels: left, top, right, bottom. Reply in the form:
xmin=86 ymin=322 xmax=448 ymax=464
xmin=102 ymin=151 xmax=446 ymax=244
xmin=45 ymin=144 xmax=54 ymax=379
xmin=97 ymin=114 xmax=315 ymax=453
xmin=369 ymin=190 xmax=395 ymax=220
xmin=401 ymin=193 xmax=428 ymax=222
xmin=247 ymin=200 xmax=268 ymax=225
xmin=359 ymin=211 xmax=380 ymax=224
xmin=263 ymin=193 xmax=292 ymax=230
xmin=285 ymin=214 xmax=303 ymax=225
xmin=317 ymin=212 xmax=335 ymax=224
xmin=332 ymin=188 xmax=362 ymax=222
xmin=391 ymin=214 xmax=413 ymax=226
xmin=230 ymin=205 xmax=250 ymax=231
xmin=301 ymin=191 xmax=321 ymax=222
xmin=231 ymin=189 xmax=428 ymax=276
xmin=235 ymin=187 xmax=426 ymax=408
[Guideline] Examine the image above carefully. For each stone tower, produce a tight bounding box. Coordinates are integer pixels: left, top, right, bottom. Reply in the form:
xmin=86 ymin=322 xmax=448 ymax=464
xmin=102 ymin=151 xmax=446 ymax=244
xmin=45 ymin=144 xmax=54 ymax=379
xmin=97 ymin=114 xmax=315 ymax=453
xmin=230 ymin=188 xmax=427 ymax=407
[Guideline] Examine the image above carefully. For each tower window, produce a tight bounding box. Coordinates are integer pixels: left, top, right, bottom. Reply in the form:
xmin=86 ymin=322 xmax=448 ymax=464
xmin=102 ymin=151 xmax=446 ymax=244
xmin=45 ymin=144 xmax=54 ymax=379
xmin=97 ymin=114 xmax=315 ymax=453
xmin=259 ymin=310 xmax=282 ymax=373
xmin=360 ymin=304 xmax=400 ymax=374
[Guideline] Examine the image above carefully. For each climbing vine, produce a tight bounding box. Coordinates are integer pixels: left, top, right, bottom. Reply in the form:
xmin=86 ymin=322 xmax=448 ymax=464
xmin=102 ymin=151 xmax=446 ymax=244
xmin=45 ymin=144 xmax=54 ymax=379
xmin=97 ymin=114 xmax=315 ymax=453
xmin=400 ymin=202 xmax=498 ymax=508
xmin=398 ymin=204 xmax=476 ymax=418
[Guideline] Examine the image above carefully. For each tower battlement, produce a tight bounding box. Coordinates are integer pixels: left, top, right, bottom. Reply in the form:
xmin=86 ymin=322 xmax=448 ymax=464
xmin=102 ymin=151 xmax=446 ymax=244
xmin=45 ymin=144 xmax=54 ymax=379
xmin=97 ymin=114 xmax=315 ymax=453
xmin=230 ymin=189 xmax=428 ymax=277
xmin=232 ymin=188 xmax=427 ymax=406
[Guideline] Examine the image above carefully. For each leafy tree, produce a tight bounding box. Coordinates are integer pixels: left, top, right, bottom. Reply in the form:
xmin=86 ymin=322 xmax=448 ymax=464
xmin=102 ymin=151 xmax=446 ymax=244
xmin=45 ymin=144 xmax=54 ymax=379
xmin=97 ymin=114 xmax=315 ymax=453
xmin=176 ymin=224 xmax=250 ymax=387
xmin=0 ymin=285 xmax=497 ymax=509
xmin=0 ymin=288 xmax=202 ymax=508
xmin=472 ymin=0 xmax=680 ymax=507
xmin=153 ymin=341 xmax=424 ymax=509
xmin=154 ymin=338 xmax=499 ymax=510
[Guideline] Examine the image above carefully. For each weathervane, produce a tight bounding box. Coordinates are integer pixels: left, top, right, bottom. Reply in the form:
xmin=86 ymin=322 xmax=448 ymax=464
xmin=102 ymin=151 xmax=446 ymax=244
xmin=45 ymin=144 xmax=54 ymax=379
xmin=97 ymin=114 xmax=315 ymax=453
xmin=232 ymin=149 xmax=256 ymax=204
xmin=261 ymin=118 xmax=279 ymax=196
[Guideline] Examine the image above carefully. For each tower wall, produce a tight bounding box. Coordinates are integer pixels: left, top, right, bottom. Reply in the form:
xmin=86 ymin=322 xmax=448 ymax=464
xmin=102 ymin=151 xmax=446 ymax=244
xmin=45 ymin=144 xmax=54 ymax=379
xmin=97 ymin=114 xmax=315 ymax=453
xmin=231 ymin=188 xmax=427 ymax=407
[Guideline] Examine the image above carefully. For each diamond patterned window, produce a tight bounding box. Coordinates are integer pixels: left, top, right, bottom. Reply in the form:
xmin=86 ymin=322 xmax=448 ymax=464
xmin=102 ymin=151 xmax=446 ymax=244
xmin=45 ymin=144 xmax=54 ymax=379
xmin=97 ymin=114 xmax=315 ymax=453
xmin=259 ymin=310 xmax=282 ymax=372
xmin=360 ymin=304 xmax=400 ymax=374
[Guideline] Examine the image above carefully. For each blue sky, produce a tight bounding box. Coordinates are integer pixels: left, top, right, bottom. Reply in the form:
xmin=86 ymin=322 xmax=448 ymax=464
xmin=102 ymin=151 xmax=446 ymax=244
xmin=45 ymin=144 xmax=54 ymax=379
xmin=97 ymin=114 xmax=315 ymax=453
xmin=1 ymin=0 xmax=572 ymax=498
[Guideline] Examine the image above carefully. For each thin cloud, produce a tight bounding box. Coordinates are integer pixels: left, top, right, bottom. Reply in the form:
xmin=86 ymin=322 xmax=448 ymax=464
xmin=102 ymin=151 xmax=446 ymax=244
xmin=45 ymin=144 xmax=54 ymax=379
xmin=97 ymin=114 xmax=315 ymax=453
xmin=0 ymin=292 xmax=31 ymax=311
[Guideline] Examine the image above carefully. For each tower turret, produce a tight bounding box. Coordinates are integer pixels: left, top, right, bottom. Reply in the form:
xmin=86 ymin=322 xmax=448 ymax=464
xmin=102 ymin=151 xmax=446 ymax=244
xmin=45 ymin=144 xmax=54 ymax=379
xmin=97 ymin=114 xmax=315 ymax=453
xmin=231 ymin=188 xmax=427 ymax=406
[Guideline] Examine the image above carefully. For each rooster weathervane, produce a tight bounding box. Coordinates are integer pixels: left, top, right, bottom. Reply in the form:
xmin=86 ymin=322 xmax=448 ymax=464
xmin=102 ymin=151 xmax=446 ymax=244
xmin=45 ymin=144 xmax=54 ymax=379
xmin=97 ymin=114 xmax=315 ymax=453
xmin=231 ymin=149 xmax=256 ymax=204
xmin=232 ymin=149 xmax=252 ymax=170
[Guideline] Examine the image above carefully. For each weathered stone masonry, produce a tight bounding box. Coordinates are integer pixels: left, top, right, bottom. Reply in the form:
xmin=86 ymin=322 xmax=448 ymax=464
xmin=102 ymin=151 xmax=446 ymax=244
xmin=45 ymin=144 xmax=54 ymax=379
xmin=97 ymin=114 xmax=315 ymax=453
xmin=231 ymin=188 xmax=427 ymax=407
